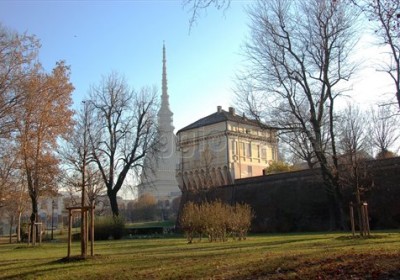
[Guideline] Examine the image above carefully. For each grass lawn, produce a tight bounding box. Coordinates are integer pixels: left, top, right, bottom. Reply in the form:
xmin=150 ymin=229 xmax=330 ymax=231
xmin=0 ymin=231 xmax=399 ymax=279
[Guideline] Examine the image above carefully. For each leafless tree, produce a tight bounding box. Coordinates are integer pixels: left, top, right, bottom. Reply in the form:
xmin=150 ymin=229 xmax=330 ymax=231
xmin=236 ymin=0 xmax=359 ymax=229
xmin=200 ymin=144 xmax=216 ymax=189
xmin=337 ymin=104 xmax=373 ymax=236
xmin=234 ymin=81 xmax=320 ymax=168
xmin=87 ymin=72 xmax=159 ymax=217
xmin=358 ymin=0 xmax=400 ymax=110
xmin=338 ymin=105 xmax=370 ymax=157
xmin=182 ymin=0 xmax=231 ymax=30
xmin=370 ymin=105 xmax=400 ymax=158
xmin=60 ymin=100 xmax=106 ymax=205
xmin=60 ymin=101 xmax=106 ymax=257
xmin=274 ymin=102 xmax=332 ymax=169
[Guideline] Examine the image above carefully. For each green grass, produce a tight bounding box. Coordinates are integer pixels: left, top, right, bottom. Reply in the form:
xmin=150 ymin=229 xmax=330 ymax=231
xmin=0 ymin=231 xmax=399 ymax=279
xmin=125 ymin=220 xmax=175 ymax=228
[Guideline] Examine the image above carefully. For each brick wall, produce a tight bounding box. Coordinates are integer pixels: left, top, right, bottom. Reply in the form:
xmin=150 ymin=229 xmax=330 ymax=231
xmin=179 ymin=157 xmax=400 ymax=232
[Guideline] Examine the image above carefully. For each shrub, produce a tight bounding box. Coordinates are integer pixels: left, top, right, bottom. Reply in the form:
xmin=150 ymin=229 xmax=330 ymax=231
xmin=228 ymin=203 xmax=253 ymax=240
xmin=179 ymin=202 xmax=201 ymax=243
xmin=94 ymin=216 xmax=125 ymax=240
xmin=180 ymin=201 xmax=253 ymax=243
xmin=264 ymin=161 xmax=293 ymax=174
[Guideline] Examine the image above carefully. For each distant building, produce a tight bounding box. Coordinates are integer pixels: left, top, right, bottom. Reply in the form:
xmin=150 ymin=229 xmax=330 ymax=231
xmin=0 ymin=195 xmax=64 ymax=238
xmin=176 ymin=106 xmax=279 ymax=191
xmin=137 ymin=44 xmax=180 ymax=202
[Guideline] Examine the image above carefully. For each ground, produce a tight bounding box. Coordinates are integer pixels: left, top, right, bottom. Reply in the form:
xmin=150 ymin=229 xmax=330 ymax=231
xmin=0 ymin=231 xmax=399 ymax=279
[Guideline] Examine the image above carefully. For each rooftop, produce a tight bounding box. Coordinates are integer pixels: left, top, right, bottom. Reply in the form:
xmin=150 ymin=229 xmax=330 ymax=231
xmin=177 ymin=106 xmax=273 ymax=133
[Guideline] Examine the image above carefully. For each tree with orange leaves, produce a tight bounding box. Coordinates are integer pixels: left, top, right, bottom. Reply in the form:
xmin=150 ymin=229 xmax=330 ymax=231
xmin=0 ymin=23 xmax=40 ymax=140
xmin=15 ymin=61 xmax=74 ymax=231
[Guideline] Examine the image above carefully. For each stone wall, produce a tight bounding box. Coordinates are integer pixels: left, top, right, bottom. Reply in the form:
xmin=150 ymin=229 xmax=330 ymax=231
xmin=179 ymin=157 xmax=400 ymax=232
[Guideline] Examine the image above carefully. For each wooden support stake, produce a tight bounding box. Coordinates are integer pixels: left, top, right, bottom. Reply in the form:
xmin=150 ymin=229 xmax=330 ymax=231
xmin=66 ymin=206 xmax=95 ymax=259
xmin=90 ymin=205 xmax=94 ymax=257
xmin=27 ymin=224 xmax=31 ymax=245
xmin=85 ymin=210 xmax=89 ymax=254
xmin=32 ymin=223 xmax=36 ymax=246
xmin=35 ymin=223 xmax=42 ymax=245
xmin=67 ymin=209 xmax=72 ymax=258
xmin=363 ymin=202 xmax=370 ymax=236
xmin=349 ymin=202 xmax=355 ymax=237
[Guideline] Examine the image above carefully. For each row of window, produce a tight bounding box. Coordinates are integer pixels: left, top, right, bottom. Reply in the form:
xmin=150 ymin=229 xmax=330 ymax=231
xmin=231 ymin=141 xmax=276 ymax=160
xmin=229 ymin=125 xmax=271 ymax=137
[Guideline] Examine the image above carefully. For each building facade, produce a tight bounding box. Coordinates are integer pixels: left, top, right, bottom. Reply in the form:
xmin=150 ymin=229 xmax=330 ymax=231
xmin=176 ymin=106 xmax=278 ymax=192
xmin=137 ymin=44 xmax=180 ymax=202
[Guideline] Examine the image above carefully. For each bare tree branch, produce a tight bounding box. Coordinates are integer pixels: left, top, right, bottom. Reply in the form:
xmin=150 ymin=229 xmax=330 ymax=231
xmin=87 ymin=72 xmax=159 ymax=217
xmin=182 ymin=0 xmax=231 ymax=31
xmin=236 ymin=0 xmax=359 ymax=229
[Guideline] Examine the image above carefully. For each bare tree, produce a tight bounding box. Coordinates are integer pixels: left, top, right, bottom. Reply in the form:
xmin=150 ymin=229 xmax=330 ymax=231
xmin=0 ymin=24 xmax=40 ymax=139
xmin=61 ymin=102 xmax=106 ymax=204
xmin=182 ymin=0 xmax=231 ymax=30
xmin=237 ymin=0 xmax=359 ymax=229
xmin=338 ymin=104 xmax=371 ymax=164
xmin=274 ymin=102 xmax=332 ymax=169
xmin=200 ymin=144 xmax=216 ymax=189
xmin=281 ymin=129 xmax=318 ymax=169
xmin=88 ymin=72 xmax=159 ymax=217
xmin=234 ymin=81 xmax=320 ymax=168
xmin=370 ymin=106 xmax=400 ymax=158
xmin=60 ymin=101 xmax=106 ymax=257
xmin=338 ymin=104 xmax=373 ymax=236
xmin=360 ymin=0 xmax=400 ymax=110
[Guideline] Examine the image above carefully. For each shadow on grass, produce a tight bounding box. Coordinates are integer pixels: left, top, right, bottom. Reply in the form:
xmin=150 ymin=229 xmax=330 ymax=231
xmin=52 ymin=255 xmax=103 ymax=264
xmin=335 ymin=234 xmax=387 ymax=240
xmin=1 ymin=255 xmax=102 ymax=280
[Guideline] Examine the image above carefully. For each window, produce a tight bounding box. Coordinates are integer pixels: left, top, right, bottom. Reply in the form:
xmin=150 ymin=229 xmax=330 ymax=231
xmin=253 ymin=144 xmax=260 ymax=158
xmin=247 ymin=143 xmax=251 ymax=157
xmin=247 ymin=165 xmax=252 ymax=176
xmin=231 ymin=140 xmax=237 ymax=155
xmin=239 ymin=142 xmax=245 ymax=157
xmin=261 ymin=148 xmax=267 ymax=160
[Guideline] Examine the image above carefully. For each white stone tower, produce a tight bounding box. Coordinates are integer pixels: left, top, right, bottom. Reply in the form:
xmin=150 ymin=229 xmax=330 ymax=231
xmin=138 ymin=44 xmax=180 ymax=202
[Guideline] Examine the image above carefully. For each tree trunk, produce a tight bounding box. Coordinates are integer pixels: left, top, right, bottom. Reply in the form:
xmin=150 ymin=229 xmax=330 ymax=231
xmin=108 ymin=189 xmax=119 ymax=217
xmin=17 ymin=211 xmax=22 ymax=242
xmin=9 ymin=215 xmax=14 ymax=244
xmin=397 ymin=88 xmax=400 ymax=112
xmin=29 ymin=194 xmax=38 ymax=242
xmin=318 ymin=158 xmax=345 ymax=231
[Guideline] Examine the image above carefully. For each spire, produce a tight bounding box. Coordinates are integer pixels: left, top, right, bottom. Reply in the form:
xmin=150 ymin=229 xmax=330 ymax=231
xmin=158 ymin=42 xmax=174 ymax=132
xmin=162 ymin=42 xmax=168 ymax=101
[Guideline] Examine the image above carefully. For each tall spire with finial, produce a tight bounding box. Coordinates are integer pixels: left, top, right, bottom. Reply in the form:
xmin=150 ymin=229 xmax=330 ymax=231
xmin=158 ymin=42 xmax=174 ymax=131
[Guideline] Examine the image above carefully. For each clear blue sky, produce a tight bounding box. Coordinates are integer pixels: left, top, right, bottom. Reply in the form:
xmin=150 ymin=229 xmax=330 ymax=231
xmin=0 ymin=0 xmax=249 ymax=131
xmin=0 ymin=0 xmax=394 ymax=132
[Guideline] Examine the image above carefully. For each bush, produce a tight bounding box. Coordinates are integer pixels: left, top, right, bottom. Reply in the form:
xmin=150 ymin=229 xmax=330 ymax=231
xmin=179 ymin=202 xmax=202 ymax=243
xmin=180 ymin=201 xmax=253 ymax=243
xmin=264 ymin=161 xmax=293 ymax=174
xmin=228 ymin=203 xmax=253 ymax=240
xmin=94 ymin=216 xmax=125 ymax=240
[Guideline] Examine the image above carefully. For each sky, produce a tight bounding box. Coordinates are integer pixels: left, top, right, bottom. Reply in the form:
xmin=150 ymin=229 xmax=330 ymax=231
xmin=1 ymin=0 xmax=397 ymax=200
xmin=0 ymin=0 xmax=251 ymax=132
xmin=0 ymin=0 xmax=395 ymax=132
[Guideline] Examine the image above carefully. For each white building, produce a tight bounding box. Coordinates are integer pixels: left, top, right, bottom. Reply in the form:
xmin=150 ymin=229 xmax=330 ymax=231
xmin=137 ymin=44 xmax=180 ymax=202
xmin=176 ymin=106 xmax=279 ymax=192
